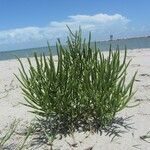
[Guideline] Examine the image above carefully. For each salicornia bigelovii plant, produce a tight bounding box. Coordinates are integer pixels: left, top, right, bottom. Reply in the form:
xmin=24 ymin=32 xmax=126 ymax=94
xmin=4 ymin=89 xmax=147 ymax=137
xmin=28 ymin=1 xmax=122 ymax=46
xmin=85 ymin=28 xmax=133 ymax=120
xmin=16 ymin=27 xmax=136 ymax=132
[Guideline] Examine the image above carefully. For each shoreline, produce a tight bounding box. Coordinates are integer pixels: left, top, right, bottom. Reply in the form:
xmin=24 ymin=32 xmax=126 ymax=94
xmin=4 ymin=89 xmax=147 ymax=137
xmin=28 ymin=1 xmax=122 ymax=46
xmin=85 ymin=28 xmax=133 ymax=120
xmin=0 ymin=48 xmax=149 ymax=62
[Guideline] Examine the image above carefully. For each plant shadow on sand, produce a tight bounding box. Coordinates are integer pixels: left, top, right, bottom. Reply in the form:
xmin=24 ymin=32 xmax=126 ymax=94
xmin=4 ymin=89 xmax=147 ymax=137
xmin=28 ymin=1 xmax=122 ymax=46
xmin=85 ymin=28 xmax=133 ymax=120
xmin=12 ymin=27 xmax=137 ymax=149
xmin=29 ymin=115 xmax=134 ymax=148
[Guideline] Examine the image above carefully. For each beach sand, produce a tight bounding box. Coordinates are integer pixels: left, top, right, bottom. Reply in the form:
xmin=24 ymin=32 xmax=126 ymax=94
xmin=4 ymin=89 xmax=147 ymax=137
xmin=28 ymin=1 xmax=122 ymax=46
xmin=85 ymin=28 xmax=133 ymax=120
xmin=0 ymin=49 xmax=150 ymax=149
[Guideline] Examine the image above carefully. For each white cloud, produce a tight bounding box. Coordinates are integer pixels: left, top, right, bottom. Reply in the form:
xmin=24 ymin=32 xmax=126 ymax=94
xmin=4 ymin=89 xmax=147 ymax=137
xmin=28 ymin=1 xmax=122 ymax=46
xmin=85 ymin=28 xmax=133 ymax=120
xmin=0 ymin=13 xmax=130 ymax=50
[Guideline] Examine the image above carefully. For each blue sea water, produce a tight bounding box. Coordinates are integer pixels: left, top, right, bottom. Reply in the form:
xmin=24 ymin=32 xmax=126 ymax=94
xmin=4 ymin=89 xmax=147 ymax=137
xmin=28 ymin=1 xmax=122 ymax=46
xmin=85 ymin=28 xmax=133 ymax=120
xmin=0 ymin=36 xmax=150 ymax=61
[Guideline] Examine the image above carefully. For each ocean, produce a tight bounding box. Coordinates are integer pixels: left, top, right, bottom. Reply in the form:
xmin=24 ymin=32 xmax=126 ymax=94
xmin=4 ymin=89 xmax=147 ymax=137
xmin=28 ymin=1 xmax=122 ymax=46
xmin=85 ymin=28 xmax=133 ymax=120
xmin=0 ymin=36 xmax=150 ymax=61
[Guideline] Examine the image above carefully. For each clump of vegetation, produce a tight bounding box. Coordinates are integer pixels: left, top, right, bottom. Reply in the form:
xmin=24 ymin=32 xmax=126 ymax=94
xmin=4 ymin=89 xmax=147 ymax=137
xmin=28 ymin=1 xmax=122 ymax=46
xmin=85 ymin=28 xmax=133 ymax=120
xmin=16 ymin=27 xmax=136 ymax=134
xmin=0 ymin=120 xmax=18 ymax=149
xmin=0 ymin=120 xmax=35 ymax=150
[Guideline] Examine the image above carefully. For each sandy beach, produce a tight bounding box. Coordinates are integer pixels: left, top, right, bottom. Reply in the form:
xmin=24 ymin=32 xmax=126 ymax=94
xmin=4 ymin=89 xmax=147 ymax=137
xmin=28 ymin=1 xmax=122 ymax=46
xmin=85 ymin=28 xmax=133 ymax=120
xmin=0 ymin=48 xmax=150 ymax=150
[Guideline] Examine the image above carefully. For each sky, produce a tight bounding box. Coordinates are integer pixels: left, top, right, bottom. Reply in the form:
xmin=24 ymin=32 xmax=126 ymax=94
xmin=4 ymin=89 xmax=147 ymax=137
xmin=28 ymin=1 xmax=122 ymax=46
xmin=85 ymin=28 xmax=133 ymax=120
xmin=0 ymin=0 xmax=150 ymax=51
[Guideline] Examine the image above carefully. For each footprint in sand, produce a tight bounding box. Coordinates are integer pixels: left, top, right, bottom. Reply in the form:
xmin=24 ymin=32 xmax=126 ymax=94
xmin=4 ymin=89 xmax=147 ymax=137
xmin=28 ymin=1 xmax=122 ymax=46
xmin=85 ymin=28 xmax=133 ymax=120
xmin=135 ymin=79 xmax=141 ymax=82
xmin=131 ymin=64 xmax=141 ymax=67
xmin=142 ymin=85 xmax=150 ymax=90
xmin=140 ymin=73 xmax=150 ymax=77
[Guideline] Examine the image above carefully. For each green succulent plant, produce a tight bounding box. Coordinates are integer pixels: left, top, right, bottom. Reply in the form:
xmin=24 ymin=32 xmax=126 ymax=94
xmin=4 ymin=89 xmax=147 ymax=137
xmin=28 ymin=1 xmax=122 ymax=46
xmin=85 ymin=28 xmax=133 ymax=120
xmin=0 ymin=120 xmax=18 ymax=149
xmin=16 ymin=27 xmax=136 ymax=132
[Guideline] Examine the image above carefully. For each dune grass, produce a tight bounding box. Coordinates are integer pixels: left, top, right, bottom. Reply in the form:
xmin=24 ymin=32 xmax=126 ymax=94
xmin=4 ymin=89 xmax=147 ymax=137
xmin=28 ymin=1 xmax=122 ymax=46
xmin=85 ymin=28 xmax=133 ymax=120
xmin=0 ymin=120 xmax=18 ymax=149
xmin=16 ymin=27 xmax=136 ymax=135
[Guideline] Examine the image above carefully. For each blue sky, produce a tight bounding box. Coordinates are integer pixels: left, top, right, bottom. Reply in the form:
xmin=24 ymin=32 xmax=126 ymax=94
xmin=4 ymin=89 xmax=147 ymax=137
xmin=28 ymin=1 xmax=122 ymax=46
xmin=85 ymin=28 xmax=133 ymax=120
xmin=0 ymin=0 xmax=150 ymax=51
